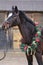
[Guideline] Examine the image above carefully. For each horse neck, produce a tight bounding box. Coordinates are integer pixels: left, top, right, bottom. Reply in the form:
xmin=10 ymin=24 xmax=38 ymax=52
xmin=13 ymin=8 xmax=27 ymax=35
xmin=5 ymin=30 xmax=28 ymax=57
xmin=18 ymin=11 xmax=36 ymax=37
xmin=19 ymin=11 xmax=35 ymax=26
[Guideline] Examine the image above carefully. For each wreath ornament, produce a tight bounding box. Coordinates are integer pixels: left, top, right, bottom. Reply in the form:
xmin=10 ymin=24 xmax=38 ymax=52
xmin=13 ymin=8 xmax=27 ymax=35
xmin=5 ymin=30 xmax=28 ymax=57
xmin=20 ymin=22 xmax=41 ymax=55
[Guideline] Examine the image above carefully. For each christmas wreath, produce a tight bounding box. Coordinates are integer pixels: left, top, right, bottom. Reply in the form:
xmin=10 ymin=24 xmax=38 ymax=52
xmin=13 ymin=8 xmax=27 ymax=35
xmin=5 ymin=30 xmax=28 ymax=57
xmin=20 ymin=22 xmax=41 ymax=55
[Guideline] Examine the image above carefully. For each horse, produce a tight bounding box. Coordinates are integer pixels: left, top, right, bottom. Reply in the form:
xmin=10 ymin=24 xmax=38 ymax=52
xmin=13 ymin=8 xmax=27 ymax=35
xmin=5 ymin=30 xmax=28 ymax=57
xmin=2 ymin=6 xmax=43 ymax=65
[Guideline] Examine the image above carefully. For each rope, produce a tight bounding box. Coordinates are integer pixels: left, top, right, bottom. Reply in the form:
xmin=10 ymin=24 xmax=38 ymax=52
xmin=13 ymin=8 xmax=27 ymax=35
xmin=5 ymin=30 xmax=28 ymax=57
xmin=0 ymin=29 xmax=8 ymax=61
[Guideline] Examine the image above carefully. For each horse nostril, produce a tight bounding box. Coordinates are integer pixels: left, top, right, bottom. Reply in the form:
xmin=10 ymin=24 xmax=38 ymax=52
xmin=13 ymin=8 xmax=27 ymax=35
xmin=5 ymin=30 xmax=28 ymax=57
xmin=2 ymin=25 xmax=5 ymax=30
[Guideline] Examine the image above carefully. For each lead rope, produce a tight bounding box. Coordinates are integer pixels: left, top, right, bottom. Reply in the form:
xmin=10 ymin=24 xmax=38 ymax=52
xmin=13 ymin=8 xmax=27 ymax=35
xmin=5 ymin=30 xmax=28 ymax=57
xmin=0 ymin=29 xmax=8 ymax=61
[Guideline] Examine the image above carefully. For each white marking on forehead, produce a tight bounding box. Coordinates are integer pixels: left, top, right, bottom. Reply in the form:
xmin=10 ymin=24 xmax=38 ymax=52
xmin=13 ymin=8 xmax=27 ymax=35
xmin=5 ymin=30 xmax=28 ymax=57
xmin=8 ymin=13 xmax=12 ymax=18
xmin=5 ymin=13 xmax=12 ymax=21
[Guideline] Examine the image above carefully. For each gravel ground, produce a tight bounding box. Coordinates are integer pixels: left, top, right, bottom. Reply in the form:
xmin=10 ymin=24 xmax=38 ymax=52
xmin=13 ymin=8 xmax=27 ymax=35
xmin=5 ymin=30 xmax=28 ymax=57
xmin=0 ymin=50 xmax=43 ymax=65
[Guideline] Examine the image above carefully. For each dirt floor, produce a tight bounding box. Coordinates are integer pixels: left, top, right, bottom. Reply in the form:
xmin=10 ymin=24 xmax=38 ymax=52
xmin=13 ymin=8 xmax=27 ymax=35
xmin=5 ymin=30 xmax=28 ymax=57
xmin=0 ymin=50 xmax=43 ymax=65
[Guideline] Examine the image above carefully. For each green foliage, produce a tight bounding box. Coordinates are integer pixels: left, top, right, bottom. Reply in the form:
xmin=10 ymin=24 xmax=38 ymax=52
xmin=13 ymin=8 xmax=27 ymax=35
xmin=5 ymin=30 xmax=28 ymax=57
xmin=20 ymin=25 xmax=41 ymax=55
xmin=37 ymin=31 xmax=41 ymax=37
xmin=20 ymin=43 xmax=25 ymax=52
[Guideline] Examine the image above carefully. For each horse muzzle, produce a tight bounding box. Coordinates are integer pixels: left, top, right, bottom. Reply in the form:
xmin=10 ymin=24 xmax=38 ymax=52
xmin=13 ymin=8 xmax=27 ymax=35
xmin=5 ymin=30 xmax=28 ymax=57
xmin=2 ymin=22 xmax=10 ymax=30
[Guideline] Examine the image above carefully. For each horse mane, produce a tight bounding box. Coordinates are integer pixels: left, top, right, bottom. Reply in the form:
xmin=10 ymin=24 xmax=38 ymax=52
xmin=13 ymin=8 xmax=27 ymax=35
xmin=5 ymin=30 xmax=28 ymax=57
xmin=19 ymin=11 xmax=37 ymax=35
xmin=19 ymin=11 xmax=35 ymax=26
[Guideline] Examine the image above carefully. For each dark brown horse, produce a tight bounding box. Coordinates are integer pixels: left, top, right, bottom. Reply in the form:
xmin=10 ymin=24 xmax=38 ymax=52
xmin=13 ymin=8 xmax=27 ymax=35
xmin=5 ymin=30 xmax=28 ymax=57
xmin=2 ymin=6 xmax=43 ymax=65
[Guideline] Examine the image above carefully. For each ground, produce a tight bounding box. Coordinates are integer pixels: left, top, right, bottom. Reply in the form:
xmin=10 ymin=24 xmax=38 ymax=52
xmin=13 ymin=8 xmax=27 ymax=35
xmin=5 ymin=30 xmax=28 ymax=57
xmin=0 ymin=49 xmax=43 ymax=65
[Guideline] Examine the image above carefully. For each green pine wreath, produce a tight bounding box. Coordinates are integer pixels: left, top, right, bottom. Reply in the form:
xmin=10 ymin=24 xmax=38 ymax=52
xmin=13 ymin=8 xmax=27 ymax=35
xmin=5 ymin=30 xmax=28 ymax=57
xmin=20 ymin=25 xmax=41 ymax=55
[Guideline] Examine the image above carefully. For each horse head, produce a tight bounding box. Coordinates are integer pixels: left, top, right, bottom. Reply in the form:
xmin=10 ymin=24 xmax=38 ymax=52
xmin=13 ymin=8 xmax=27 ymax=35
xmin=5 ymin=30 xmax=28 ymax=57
xmin=2 ymin=6 xmax=20 ymax=30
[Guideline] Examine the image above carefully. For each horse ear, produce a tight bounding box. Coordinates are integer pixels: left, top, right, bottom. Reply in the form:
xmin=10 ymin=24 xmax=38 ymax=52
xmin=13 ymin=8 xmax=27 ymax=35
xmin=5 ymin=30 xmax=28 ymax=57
xmin=12 ymin=6 xmax=15 ymax=11
xmin=15 ymin=6 xmax=18 ymax=13
xmin=12 ymin=6 xmax=15 ymax=14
